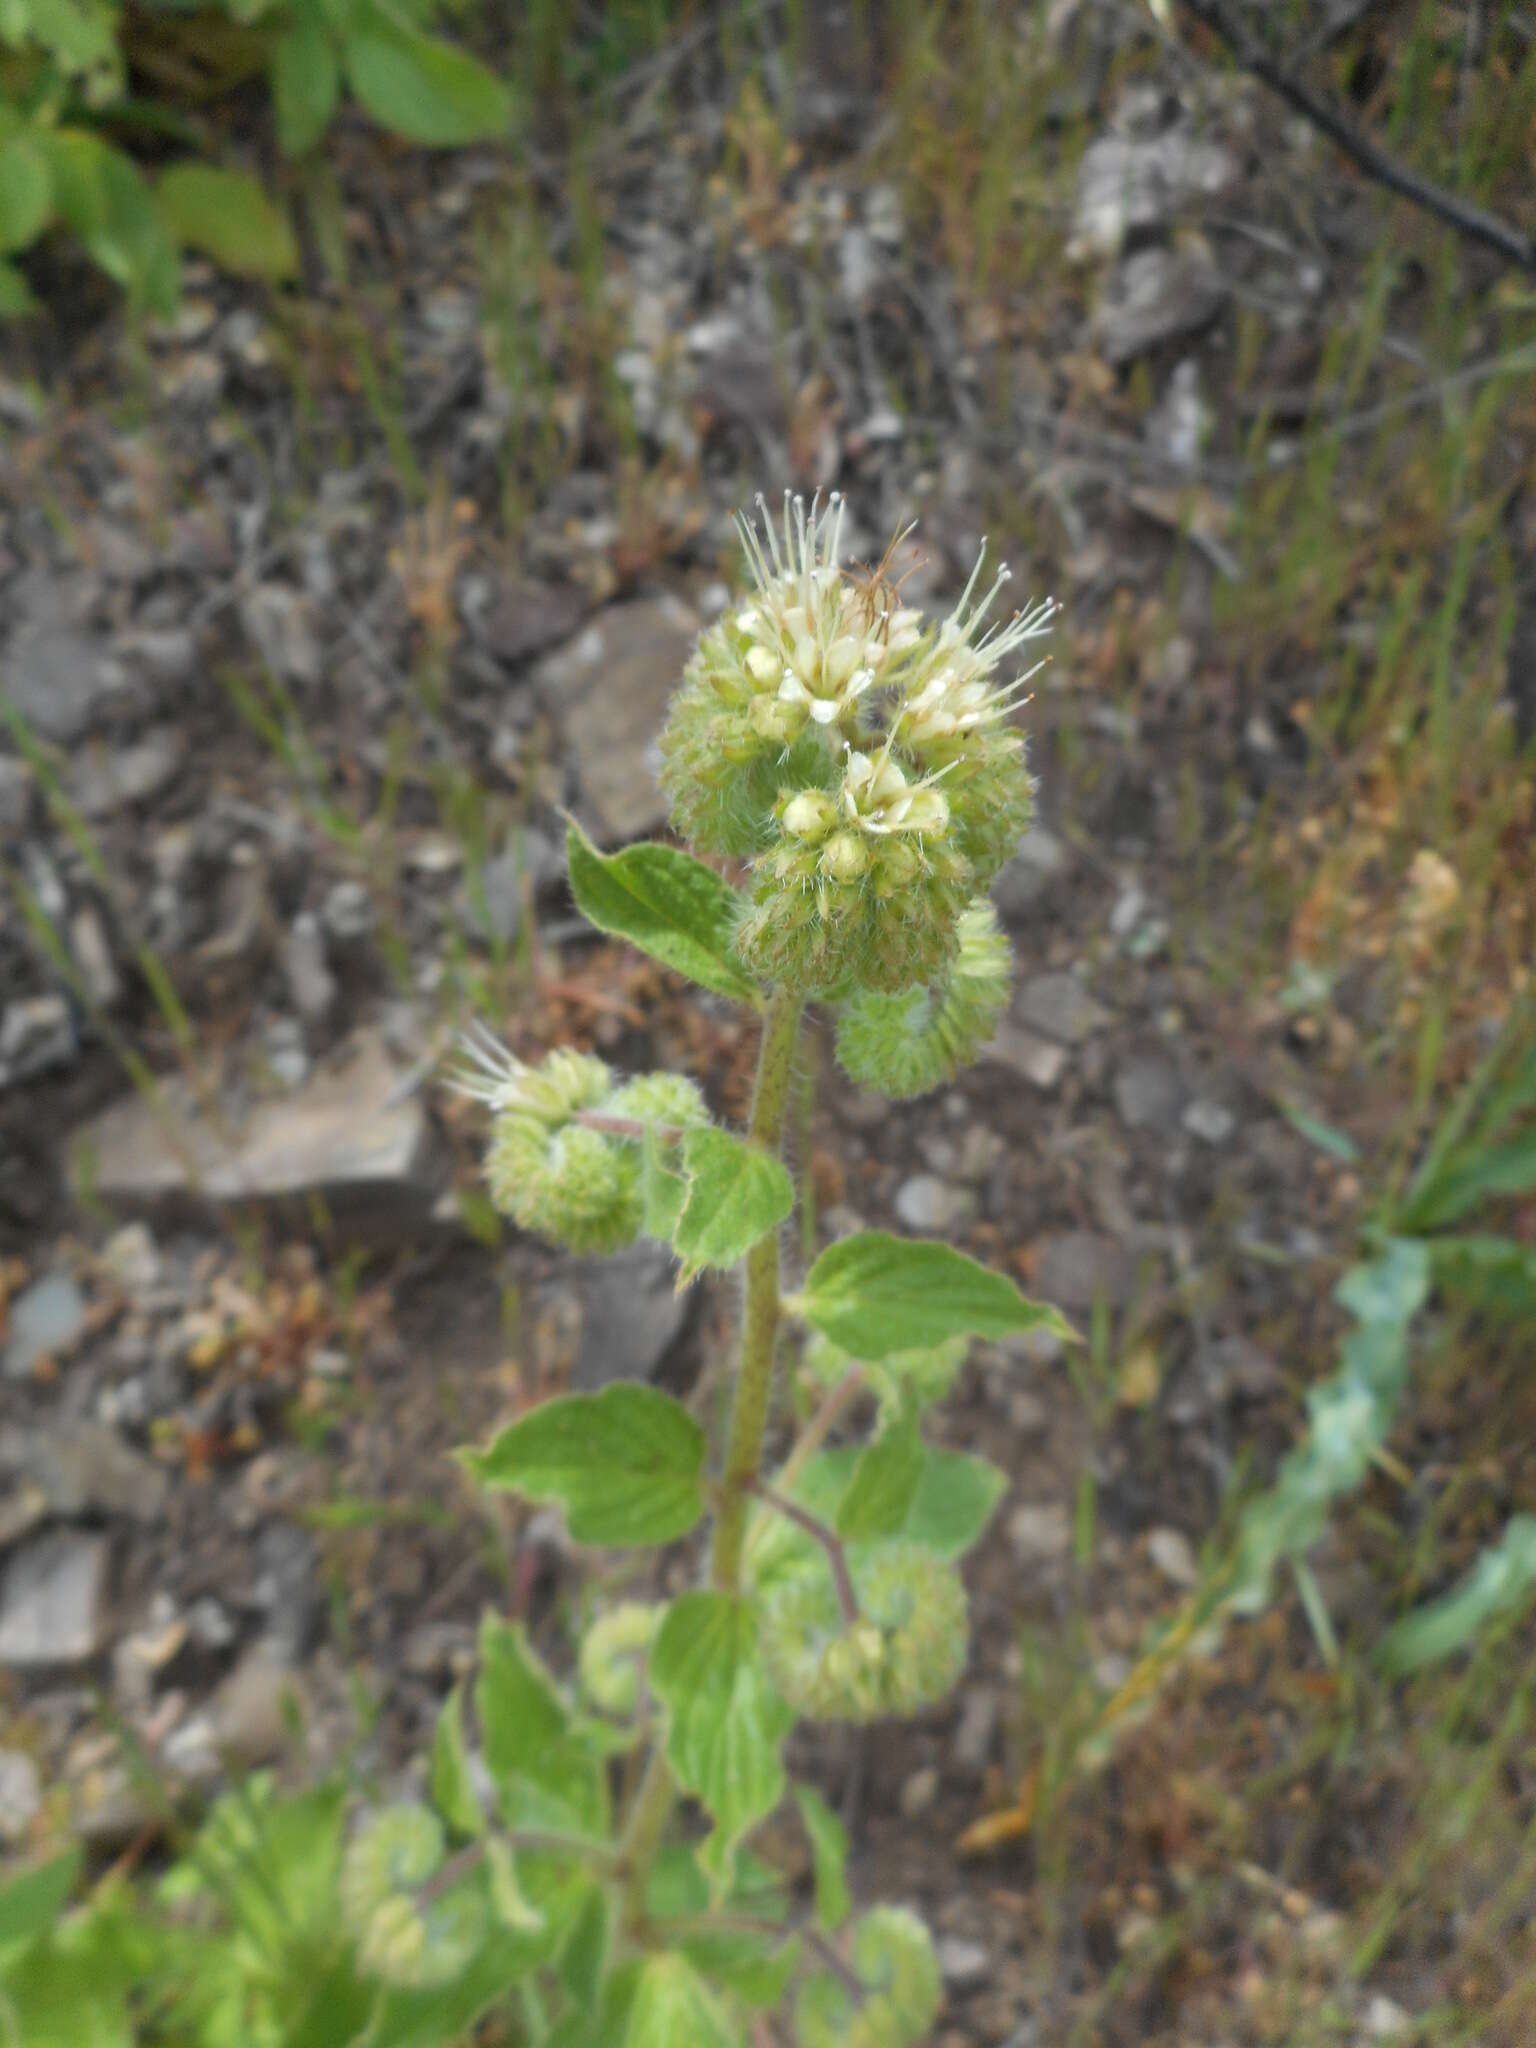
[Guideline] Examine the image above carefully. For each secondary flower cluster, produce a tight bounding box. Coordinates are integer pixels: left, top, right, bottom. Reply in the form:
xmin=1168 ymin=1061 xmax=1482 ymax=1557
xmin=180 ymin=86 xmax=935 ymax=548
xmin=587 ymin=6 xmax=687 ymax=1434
xmin=660 ymin=492 xmax=1053 ymax=997
xmin=451 ymin=1026 xmax=706 ymax=1255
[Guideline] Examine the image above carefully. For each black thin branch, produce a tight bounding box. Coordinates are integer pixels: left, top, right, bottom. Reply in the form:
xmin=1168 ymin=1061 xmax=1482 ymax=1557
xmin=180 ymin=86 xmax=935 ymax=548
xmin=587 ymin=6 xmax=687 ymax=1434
xmin=1171 ymin=0 xmax=1536 ymax=274
xmin=747 ymin=1481 xmax=860 ymax=1627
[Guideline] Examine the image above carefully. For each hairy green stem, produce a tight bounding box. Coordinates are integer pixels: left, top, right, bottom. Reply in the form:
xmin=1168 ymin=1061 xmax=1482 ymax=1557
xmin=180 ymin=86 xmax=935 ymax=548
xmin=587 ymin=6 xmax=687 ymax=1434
xmin=619 ymin=986 xmax=804 ymax=1932
xmin=711 ymin=986 xmax=805 ymax=1592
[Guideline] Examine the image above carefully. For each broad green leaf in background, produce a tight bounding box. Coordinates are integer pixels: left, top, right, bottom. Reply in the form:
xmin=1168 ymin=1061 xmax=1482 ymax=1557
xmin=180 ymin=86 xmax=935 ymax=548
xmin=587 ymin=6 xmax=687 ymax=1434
xmin=430 ymin=1683 xmax=484 ymax=1838
xmin=1379 ymin=1515 xmax=1536 ymax=1676
xmin=673 ymin=1127 xmax=794 ymax=1285
xmin=640 ymin=1124 xmax=688 ymax=1241
xmin=566 ymin=822 xmax=758 ymax=1005
xmin=793 ymin=1787 xmax=850 ymax=1932
xmin=625 ymin=1953 xmax=737 ymax=2048
xmin=477 ymin=1618 xmax=608 ymax=1836
xmin=343 ymin=1 xmax=513 ymax=146
xmin=272 ymin=15 xmax=341 ymax=155
xmin=157 ymin=165 xmax=298 ymax=282
xmin=0 ymin=137 xmax=51 ymax=254
xmin=0 ymin=259 xmax=37 ymax=313
xmin=39 ymin=130 xmax=178 ymax=314
xmin=836 ymin=1396 xmax=923 ymax=1542
xmin=460 ymin=1385 xmax=707 ymax=1547
xmin=801 ymin=1232 xmax=1075 ymax=1359
xmin=750 ymin=1445 xmax=1006 ymax=1590
xmin=650 ymin=1592 xmax=794 ymax=1883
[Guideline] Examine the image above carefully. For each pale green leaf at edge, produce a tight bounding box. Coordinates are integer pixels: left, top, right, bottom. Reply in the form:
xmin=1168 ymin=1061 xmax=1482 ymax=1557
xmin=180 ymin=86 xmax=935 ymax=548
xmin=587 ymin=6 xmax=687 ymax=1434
xmin=0 ymin=138 xmax=52 ymax=254
xmin=625 ymin=1953 xmax=737 ymax=2048
xmin=0 ymin=260 xmax=38 ymax=314
xmin=794 ymin=1786 xmax=851 ymax=1932
xmin=650 ymin=1592 xmax=794 ymax=1888
xmin=750 ymin=1444 xmax=1005 ymax=1587
xmin=1378 ymin=1515 xmax=1536 ymax=1677
xmin=430 ymin=1684 xmax=484 ymax=1838
xmin=801 ymin=1231 xmax=1076 ymax=1359
xmin=477 ymin=1617 xmax=607 ymax=1837
xmin=273 ymin=18 xmax=341 ymax=156
xmin=1427 ymin=1233 xmax=1536 ymax=1316
xmin=641 ymin=1125 xmax=688 ymax=1240
xmin=460 ymin=1385 xmax=707 ymax=1547
xmin=565 ymin=821 xmax=759 ymax=1005
xmin=673 ymin=1126 xmax=794 ymax=1286
xmin=343 ymin=2 xmax=512 ymax=147
xmin=157 ymin=165 xmax=298 ymax=283
xmin=0 ymin=1848 xmax=82 ymax=1964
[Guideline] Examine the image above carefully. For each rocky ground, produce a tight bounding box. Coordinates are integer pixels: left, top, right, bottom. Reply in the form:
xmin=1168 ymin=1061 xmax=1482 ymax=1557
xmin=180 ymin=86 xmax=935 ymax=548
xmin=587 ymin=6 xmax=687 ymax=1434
xmin=2 ymin=7 xmax=1533 ymax=2042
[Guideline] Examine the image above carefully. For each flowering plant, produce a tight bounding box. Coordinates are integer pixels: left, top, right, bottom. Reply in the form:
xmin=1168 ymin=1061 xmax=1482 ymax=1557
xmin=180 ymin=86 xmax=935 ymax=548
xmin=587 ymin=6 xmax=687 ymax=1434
xmin=354 ymin=495 xmax=1070 ymax=2044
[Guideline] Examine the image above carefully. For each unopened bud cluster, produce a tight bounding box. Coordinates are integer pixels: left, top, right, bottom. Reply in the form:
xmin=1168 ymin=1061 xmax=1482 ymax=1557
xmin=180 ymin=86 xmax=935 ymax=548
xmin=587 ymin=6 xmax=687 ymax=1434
xmin=796 ymin=1907 xmax=943 ymax=2048
xmin=452 ymin=1028 xmax=707 ymax=1254
xmin=661 ymin=492 xmax=1053 ymax=999
xmin=341 ymin=1807 xmax=482 ymax=1989
xmin=761 ymin=1541 xmax=968 ymax=1723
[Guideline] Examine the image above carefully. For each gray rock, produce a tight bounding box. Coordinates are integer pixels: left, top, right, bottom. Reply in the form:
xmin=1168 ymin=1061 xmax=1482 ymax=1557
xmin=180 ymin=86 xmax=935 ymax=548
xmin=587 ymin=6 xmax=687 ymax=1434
xmin=1147 ymin=1525 xmax=1199 ymax=1588
xmin=0 ymin=994 xmax=75 ymax=1084
xmin=895 ymin=1174 xmax=976 ymax=1234
xmin=322 ymin=879 xmax=375 ymax=944
xmin=474 ymin=577 xmax=587 ymax=665
xmin=71 ymin=903 xmax=122 ymax=1009
xmin=0 ymin=1531 xmax=111 ymax=1668
xmin=992 ymin=828 xmax=1067 ymax=916
xmin=0 ymin=1748 xmax=41 ymax=1843
xmin=951 ymin=1684 xmax=1000 ymax=1777
xmin=211 ymin=1641 xmax=304 ymax=1765
xmin=537 ymin=596 xmax=701 ymax=842
xmin=187 ymin=1595 xmax=237 ymax=1652
xmin=73 ymin=727 xmax=185 ymax=817
xmin=101 ymin=1222 xmax=160 ymax=1297
xmin=0 ymin=756 xmax=32 ymax=834
xmin=987 ymin=1022 xmax=1069 ymax=1091
xmin=936 ymin=1935 xmax=990 ymax=1989
xmin=899 ymin=1764 xmax=939 ymax=1817
xmin=241 ymin=584 xmax=321 ymax=687
xmin=1016 ymin=972 xmax=1111 ymax=1046
xmin=1113 ymin=1057 xmax=1183 ymax=1132
xmin=1109 ymin=882 xmax=1147 ymax=938
xmin=4 ymin=1272 xmax=87 ymax=1380
xmin=70 ymin=1028 xmax=437 ymax=1231
xmin=1071 ymin=129 xmax=1238 ymax=257
xmin=1033 ymin=1230 xmax=1136 ymax=1311
xmin=2 ymin=570 xmax=115 ymax=741
xmin=1092 ymin=247 xmax=1227 ymax=366
xmin=568 ymin=1238 xmax=692 ymax=1391
xmin=11 ymin=1422 xmax=169 ymax=1523
xmin=1008 ymin=1501 xmax=1071 ymax=1564
xmin=1183 ymin=1098 xmax=1235 ymax=1145
xmin=120 ymin=626 xmax=199 ymax=692
xmin=283 ymin=914 xmax=337 ymax=1029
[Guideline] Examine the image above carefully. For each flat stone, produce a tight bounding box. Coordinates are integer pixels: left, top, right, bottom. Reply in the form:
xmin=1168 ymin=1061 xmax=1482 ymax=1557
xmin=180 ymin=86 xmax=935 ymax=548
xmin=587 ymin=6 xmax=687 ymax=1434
xmin=1071 ymin=130 xmax=1238 ymax=257
xmin=475 ymin=577 xmax=588 ymax=665
xmin=4 ymin=1271 xmax=87 ymax=1381
xmin=951 ymin=1684 xmax=1000 ymax=1776
xmin=283 ymin=914 xmax=336 ymax=1028
xmin=70 ymin=903 xmax=122 ymax=1009
xmin=1147 ymin=1526 xmax=1199 ymax=1588
xmin=936 ymin=1935 xmax=990 ymax=1989
xmin=1008 ymin=1501 xmax=1071 ymax=1564
xmin=101 ymin=1222 xmax=160 ymax=1296
xmin=70 ymin=1029 xmax=437 ymax=1231
xmin=987 ymin=1022 xmax=1069 ymax=1091
xmin=537 ymin=596 xmax=700 ymax=842
xmin=0 ymin=1530 xmax=111 ymax=1669
xmin=1183 ymin=1098 xmax=1236 ymax=1145
xmin=0 ymin=994 xmax=75 ymax=1085
xmin=240 ymin=584 xmax=321 ymax=687
xmin=212 ymin=1641 xmax=305 ymax=1765
xmin=567 ymin=1238 xmax=692 ymax=1391
xmin=10 ymin=1422 xmax=169 ymax=1523
xmin=2 ymin=570 xmax=115 ymax=741
xmin=0 ymin=756 xmax=32 ymax=834
xmin=0 ymin=1749 xmax=41 ymax=1843
xmin=895 ymin=1174 xmax=977 ymax=1234
xmin=992 ymin=828 xmax=1068 ymax=917
xmin=1113 ymin=1057 xmax=1183 ymax=1133
xmin=1092 ymin=247 xmax=1227 ymax=366
xmin=72 ymin=727 xmax=185 ymax=817
xmin=1032 ymin=1230 xmax=1136 ymax=1311
xmin=1016 ymin=972 xmax=1111 ymax=1046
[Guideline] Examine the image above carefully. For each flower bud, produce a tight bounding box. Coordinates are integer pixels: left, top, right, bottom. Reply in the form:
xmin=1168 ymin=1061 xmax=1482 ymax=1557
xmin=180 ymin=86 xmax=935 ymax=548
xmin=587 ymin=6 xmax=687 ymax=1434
xmin=341 ymin=1806 xmax=487 ymax=1989
xmin=820 ymin=830 xmax=871 ymax=883
xmin=835 ymin=899 xmax=1012 ymax=1098
xmin=781 ymin=789 xmax=838 ymax=842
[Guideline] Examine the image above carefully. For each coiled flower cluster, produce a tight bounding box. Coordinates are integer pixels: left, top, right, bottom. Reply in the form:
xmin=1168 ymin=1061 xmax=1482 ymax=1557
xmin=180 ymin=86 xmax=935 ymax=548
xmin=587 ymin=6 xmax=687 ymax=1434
xmin=835 ymin=898 xmax=1013 ymax=1098
xmin=659 ymin=492 xmax=1053 ymax=997
xmin=452 ymin=1025 xmax=708 ymax=1255
xmin=796 ymin=1907 xmax=943 ymax=2048
xmin=340 ymin=1807 xmax=483 ymax=1989
xmin=760 ymin=1541 xmax=968 ymax=1724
